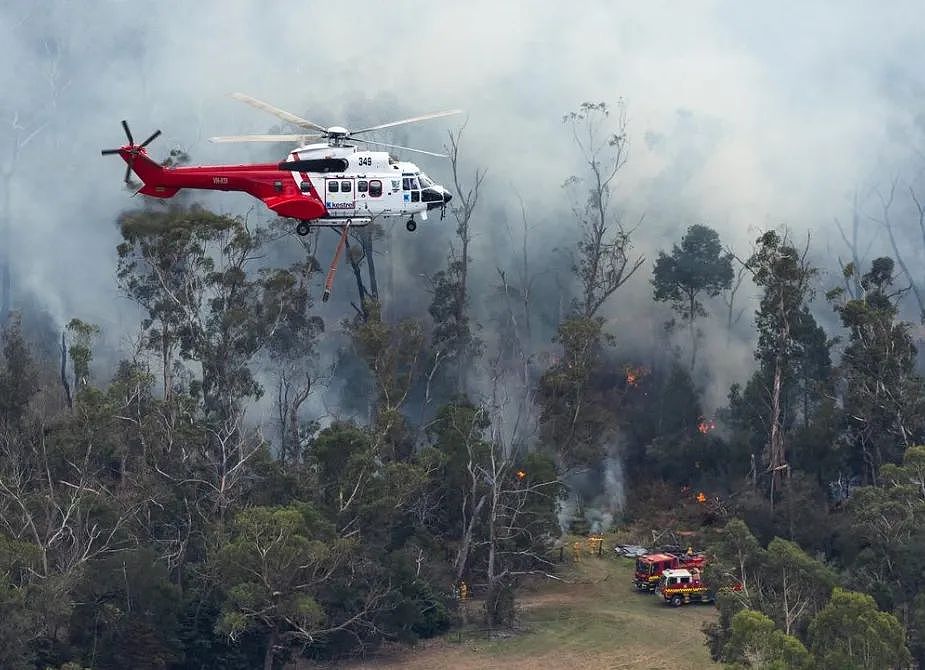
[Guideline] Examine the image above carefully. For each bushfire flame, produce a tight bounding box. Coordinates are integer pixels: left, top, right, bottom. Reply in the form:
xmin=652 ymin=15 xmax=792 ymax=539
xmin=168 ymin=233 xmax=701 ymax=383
xmin=698 ymin=418 xmax=716 ymax=434
xmin=696 ymin=492 xmax=707 ymax=503
xmin=625 ymin=365 xmax=648 ymax=387
xmin=515 ymin=470 xmax=527 ymax=480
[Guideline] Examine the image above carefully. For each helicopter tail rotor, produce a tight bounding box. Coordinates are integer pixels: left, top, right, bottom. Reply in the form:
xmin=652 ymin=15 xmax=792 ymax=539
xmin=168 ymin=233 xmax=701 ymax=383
xmin=101 ymin=120 xmax=162 ymax=184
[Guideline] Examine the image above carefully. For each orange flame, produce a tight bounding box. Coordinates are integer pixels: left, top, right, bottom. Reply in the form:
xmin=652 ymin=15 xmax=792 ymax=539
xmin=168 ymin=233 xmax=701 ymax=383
xmin=697 ymin=418 xmax=716 ymax=434
xmin=625 ymin=365 xmax=648 ymax=387
xmin=696 ymin=492 xmax=707 ymax=504
xmin=515 ymin=470 xmax=527 ymax=480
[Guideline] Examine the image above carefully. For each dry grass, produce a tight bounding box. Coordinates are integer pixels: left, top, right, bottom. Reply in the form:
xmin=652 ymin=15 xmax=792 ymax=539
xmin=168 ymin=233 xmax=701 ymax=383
xmin=323 ymin=550 xmax=720 ymax=670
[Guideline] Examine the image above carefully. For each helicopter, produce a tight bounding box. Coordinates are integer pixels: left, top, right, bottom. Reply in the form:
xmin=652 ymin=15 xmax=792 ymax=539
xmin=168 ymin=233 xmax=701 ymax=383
xmin=102 ymin=93 xmax=460 ymax=234
xmin=102 ymin=94 xmax=462 ymax=300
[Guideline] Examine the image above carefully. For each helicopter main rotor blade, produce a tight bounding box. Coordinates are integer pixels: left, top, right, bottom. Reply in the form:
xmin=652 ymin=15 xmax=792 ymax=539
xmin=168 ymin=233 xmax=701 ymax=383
xmin=350 ymin=110 xmax=464 ymax=135
xmin=208 ymin=133 xmax=325 ymax=143
xmin=352 ymin=137 xmax=447 ymax=158
xmin=140 ymin=129 xmax=162 ymax=147
xmin=231 ymin=93 xmax=328 ymax=133
xmin=121 ymin=119 xmax=134 ymax=145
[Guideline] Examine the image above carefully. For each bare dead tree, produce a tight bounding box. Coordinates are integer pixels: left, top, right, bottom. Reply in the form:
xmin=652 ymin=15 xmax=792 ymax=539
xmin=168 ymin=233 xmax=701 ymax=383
xmin=444 ymin=122 xmax=486 ymax=391
xmin=721 ymin=260 xmax=750 ymax=343
xmin=0 ymin=419 xmax=138 ymax=582
xmin=833 ymin=189 xmax=875 ymax=301
xmin=868 ymin=180 xmax=925 ymax=319
xmin=563 ymin=101 xmax=644 ymax=318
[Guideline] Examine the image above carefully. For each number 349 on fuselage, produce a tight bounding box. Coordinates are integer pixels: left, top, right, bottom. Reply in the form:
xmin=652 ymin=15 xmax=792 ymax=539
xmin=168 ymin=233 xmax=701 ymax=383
xmin=101 ymin=93 xmax=458 ymax=235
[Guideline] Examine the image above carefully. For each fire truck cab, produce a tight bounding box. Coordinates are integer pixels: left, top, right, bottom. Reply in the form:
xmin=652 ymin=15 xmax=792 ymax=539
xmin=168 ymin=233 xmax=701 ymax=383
xmin=656 ymin=568 xmax=714 ymax=606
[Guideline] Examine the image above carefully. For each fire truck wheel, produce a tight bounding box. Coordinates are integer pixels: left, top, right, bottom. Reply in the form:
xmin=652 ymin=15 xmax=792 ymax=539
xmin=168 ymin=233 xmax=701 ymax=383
xmin=296 ymin=221 xmax=311 ymax=236
xmin=671 ymin=594 xmax=684 ymax=607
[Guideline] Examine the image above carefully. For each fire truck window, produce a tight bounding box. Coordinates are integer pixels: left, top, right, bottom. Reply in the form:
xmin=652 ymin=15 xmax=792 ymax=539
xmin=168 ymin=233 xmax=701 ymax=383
xmin=357 ymin=180 xmax=368 ymax=193
xmin=341 ymin=180 xmax=352 ymax=192
xmin=680 ymin=576 xmax=690 ymax=584
xmin=328 ymin=180 xmax=339 ymax=193
xmin=369 ymin=180 xmax=382 ymax=197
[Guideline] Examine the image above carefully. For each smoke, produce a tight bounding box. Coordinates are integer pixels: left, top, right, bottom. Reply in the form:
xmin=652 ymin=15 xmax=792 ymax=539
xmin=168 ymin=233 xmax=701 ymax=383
xmin=558 ymin=441 xmax=626 ymax=535
xmin=3 ymin=1 xmax=925 ymax=439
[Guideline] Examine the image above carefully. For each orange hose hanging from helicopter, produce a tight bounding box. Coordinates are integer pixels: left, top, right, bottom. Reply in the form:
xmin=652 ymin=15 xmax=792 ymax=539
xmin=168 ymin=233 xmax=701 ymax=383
xmin=322 ymin=222 xmax=352 ymax=302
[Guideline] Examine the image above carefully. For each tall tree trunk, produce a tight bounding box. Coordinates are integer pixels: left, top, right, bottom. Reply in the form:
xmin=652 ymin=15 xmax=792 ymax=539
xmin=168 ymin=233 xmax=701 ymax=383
xmin=263 ymin=624 xmax=278 ymax=670
xmin=769 ymin=354 xmax=784 ymax=511
xmin=688 ymin=292 xmax=697 ymax=373
xmin=60 ymin=330 xmax=72 ymax=410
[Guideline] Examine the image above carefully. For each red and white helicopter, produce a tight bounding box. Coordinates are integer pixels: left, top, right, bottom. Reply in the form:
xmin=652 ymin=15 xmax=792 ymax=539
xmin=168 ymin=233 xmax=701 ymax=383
xmin=103 ymin=93 xmax=459 ymax=233
xmin=103 ymin=93 xmax=461 ymax=299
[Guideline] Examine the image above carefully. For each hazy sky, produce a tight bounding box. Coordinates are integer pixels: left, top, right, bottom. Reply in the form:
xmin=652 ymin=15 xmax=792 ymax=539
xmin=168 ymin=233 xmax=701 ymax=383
xmin=3 ymin=0 xmax=925 ymax=411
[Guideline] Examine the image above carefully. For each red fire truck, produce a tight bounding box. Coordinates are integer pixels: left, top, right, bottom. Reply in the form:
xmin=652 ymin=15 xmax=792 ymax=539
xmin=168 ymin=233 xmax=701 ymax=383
xmin=633 ymin=551 xmax=706 ymax=592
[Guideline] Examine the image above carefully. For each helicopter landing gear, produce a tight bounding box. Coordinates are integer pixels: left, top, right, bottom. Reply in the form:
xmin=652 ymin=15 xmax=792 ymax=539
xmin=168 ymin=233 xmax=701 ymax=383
xmin=406 ymin=218 xmax=417 ymax=232
xmin=296 ymin=221 xmax=311 ymax=236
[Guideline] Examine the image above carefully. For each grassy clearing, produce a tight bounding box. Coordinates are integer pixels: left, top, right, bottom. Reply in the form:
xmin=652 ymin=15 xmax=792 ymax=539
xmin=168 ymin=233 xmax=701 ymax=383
xmin=337 ymin=551 xmax=720 ymax=670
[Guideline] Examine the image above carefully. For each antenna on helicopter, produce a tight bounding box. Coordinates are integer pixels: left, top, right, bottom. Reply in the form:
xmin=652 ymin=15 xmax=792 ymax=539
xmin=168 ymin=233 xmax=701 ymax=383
xmin=209 ymin=93 xmax=461 ymax=157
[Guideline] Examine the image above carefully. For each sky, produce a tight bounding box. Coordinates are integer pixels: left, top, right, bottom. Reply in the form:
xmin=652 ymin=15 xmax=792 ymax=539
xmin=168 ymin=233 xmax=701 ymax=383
xmin=3 ymin=0 xmax=925 ymax=413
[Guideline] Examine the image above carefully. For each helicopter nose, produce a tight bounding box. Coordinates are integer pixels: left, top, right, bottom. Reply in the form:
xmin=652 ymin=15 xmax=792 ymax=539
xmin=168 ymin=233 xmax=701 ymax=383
xmin=443 ymin=191 xmax=452 ymax=204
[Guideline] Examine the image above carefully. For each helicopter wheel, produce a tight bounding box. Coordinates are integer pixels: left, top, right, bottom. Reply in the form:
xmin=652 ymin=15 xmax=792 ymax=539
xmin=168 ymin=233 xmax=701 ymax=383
xmin=406 ymin=218 xmax=417 ymax=232
xmin=296 ymin=221 xmax=311 ymax=236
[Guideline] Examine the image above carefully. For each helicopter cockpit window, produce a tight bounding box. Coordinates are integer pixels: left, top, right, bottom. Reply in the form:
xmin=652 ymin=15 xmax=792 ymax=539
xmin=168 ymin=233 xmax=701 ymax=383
xmin=419 ymin=174 xmax=434 ymax=187
xmin=402 ymin=177 xmax=413 ymax=191
xmin=369 ymin=180 xmax=382 ymax=197
xmin=328 ymin=180 xmax=339 ymax=193
xmin=410 ymin=177 xmax=421 ymax=190
xmin=341 ymin=180 xmax=352 ymax=192
xmin=357 ymin=180 xmax=368 ymax=193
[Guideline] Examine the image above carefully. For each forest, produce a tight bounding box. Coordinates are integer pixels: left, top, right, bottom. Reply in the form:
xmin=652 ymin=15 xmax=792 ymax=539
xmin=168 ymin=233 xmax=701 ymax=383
xmin=2 ymin=93 xmax=925 ymax=670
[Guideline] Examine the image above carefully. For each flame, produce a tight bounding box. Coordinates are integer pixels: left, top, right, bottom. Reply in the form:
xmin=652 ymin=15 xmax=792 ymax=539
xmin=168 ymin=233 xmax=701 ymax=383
xmin=696 ymin=492 xmax=707 ymax=503
xmin=625 ymin=365 xmax=648 ymax=387
xmin=697 ymin=418 xmax=716 ymax=434
xmin=515 ymin=470 xmax=527 ymax=480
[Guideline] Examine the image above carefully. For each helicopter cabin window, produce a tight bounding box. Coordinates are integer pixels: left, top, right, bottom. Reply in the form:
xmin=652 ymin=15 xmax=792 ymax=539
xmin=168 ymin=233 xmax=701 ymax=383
xmin=341 ymin=180 xmax=352 ymax=193
xmin=357 ymin=180 xmax=368 ymax=193
xmin=328 ymin=180 xmax=339 ymax=193
xmin=369 ymin=180 xmax=382 ymax=197
xmin=392 ymin=179 xmax=400 ymax=191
